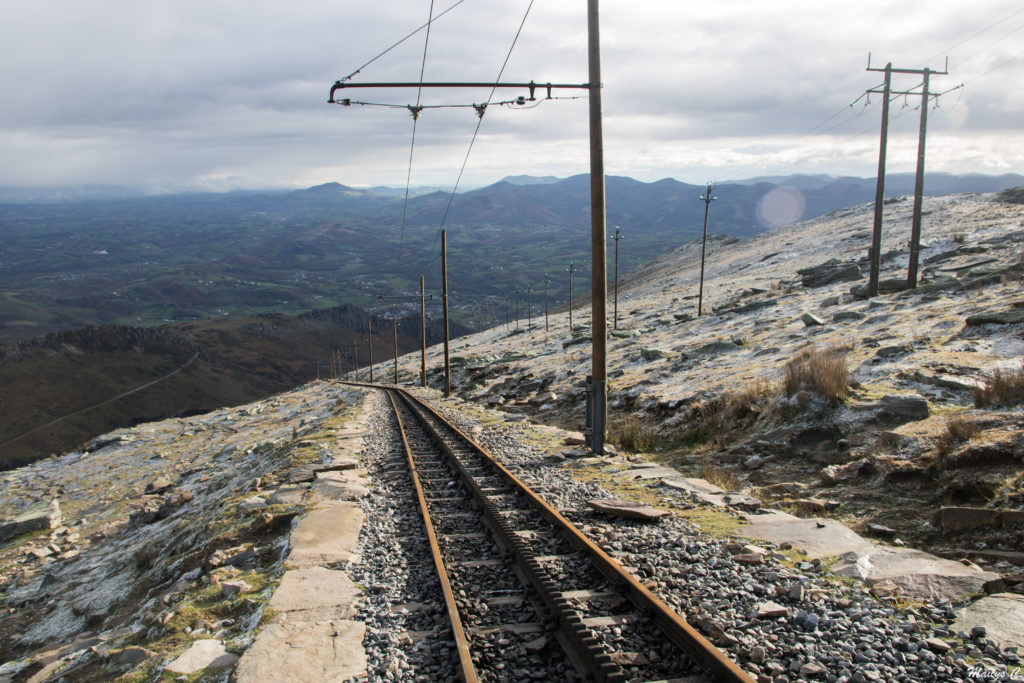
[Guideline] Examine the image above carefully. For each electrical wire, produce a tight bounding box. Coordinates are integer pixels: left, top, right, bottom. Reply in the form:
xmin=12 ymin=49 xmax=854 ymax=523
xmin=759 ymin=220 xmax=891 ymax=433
xmin=426 ymin=0 xmax=537 ymax=258
xmin=336 ymin=0 xmax=468 ymax=83
xmin=919 ymin=7 xmax=1024 ymax=67
xmin=396 ymin=0 xmax=437 ymax=288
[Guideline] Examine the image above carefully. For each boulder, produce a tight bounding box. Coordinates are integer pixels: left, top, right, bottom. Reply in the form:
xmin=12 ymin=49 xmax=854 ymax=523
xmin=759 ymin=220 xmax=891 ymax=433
xmin=819 ymin=458 xmax=873 ymax=485
xmin=832 ymin=546 xmax=1001 ymax=602
xmin=801 ymin=312 xmax=825 ymax=327
xmin=743 ymin=455 xmax=766 ymax=470
xmin=144 ymin=476 xmax=174 ymax=494
xmin=0 ymin=499 xmax=62 ymax=541
xmin=610 ymin=329 xmax=639 ymax=338
xmin=640 ymin=347 xmax=672 ymax=361
xmin=528 ymin=391 xmax=558 ymax=407
xmin=851 ymin=278 xmax=909 ymax=298
xmin=878 ymin=393 xmax=929 ymax=420
xmin=798 ymin=259 xmax=862 ymax=288
xmin=966 ymin=309 xmax=1024 ymax=326
xmin=587 ymin=498 xmax=670 ymax=521
xmin=832 ymin=310 xmax=867 ymax=322
xmin=952 ymin=593 xmax=1024 ymax=651
xmin=693 ymin=340 xmax=740 ymax=355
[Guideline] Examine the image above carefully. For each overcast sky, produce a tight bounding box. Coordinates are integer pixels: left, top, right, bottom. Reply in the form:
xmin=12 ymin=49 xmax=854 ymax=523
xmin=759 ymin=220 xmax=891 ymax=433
xmin=2 ymin=1 xmax=1022 ymax=193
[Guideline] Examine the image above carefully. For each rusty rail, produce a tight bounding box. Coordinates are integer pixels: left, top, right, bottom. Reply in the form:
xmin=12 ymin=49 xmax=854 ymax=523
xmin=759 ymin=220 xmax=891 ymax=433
xmin=382 ymin=385 xmax=753 ymax=682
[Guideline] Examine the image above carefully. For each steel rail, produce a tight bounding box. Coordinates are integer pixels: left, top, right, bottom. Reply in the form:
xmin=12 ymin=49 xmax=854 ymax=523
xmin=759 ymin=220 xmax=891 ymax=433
xmin=392 ymin=386 xmax=753 ymax=683
xmin=385 ymin=390 xmax=478 ymax=683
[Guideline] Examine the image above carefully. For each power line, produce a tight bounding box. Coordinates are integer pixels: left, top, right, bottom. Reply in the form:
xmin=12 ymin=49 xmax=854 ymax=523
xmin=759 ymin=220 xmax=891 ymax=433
xmin=428 ymin=0 xmax=537 ymax=256
xmin=396 ymin=0 xmax=438 ymax=290
xmin=336 ymin=0 xmax=468 ymax=84
xmin=919 ymin=7 xmax=1024 ymax=67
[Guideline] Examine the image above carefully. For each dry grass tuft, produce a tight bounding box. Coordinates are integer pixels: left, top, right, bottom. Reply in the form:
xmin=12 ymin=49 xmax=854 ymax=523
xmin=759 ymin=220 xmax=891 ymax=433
xmin=698 ymin=455 xmax=741 ymax=492
xmin=935 ymin=414 xmax=981 ymax=460
xmin=609 ymin=414 xmax=658 ymax=452
xmin=783 ymin=344 xmax=850 ymax=403
xmin=974 ymin=360 xmax=1024 ymax=407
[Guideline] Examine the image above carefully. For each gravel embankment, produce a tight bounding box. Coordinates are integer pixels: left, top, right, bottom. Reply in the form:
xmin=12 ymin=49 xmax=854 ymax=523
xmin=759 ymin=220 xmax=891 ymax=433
xmin=349 ymin=391 xmax=1021 ymax=682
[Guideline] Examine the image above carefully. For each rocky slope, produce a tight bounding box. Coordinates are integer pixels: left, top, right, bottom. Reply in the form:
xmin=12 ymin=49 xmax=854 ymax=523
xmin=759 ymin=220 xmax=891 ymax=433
xmin=396 ymin=190 xmax=1024 ymax=558
xmin=0 ymin=382 xmax=359 ymax=679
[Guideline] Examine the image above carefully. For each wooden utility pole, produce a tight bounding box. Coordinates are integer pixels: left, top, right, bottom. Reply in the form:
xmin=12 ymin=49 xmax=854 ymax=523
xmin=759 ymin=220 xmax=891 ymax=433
xmin=587 ymin=0 xmax=608 ymax=455
xmin=867 ymin=62 xmax=891 ymax=298
xmin=504 ymin=295 xmax=510 ymax=331
xmin=865 ymin=56 xmax=948 ymax=295
xmin=526 ymin=286 xmax=533 ymax=332
xmin=908 ymin=68 xmax=932 ymax=289
xmin=420 ymin=274 xmax=427 ymax=387
xmin=393 ymin=316 xmax=399 ymax=384
xmin=612 ymin=226 xmax=622 ymax=329
xmin=543 ymin=276 xmax=550 ymax=333
xmin=352 ymin=341 xmax=359 ymax=380
xmin=698 ymin=184 xmax=716 ymax=316
xmin=441 ymin=229 xmax=451 ymax=397
xmin=514 ymin=286 xmax=519 ymax=329
xmin=567 ymin=262 xmax=576 ymax=332
xmin=367 ymin=318 xmax=374 ymax=383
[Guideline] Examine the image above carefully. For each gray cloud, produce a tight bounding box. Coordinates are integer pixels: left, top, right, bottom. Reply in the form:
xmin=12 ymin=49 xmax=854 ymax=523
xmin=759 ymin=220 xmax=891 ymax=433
xmin=1 ymin=0 xmax=1022 ymax=192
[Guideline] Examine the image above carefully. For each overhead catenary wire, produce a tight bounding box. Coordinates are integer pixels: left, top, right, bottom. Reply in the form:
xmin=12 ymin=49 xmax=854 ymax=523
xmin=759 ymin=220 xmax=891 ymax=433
xmin=336 ymin=0 xmax=468 ymax=84
xmin=426 ymin=0 xmax=537 ymax=258
xmin=396 ymin=0 xmax=438 ymax=288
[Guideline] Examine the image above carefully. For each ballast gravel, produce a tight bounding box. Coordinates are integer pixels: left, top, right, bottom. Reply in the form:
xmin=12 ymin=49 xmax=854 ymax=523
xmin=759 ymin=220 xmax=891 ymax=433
xmin=344 ymin=391 xmax=1020 ymax=682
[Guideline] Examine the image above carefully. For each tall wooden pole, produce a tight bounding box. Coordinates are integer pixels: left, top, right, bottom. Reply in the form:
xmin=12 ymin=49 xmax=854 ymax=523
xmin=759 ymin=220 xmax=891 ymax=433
xmin=420 ymin=274 xmax=427 ymax=387
xmin=907 ymin=69 xmax=930 ymax=289
xmin=514 ymin=287 xmax=519 ymax=329
xmin=612 ymin=227 xmax=621 ymax=329
xmin=544 ymin=276 xmax=550 ymax=333
xmin=698 ymin=184 xmax=716 ymax=317
xmin=868 ymin=63 xmax=892 ymax=298
xmin=527 ymin=287 xmax=533 ymax=332
xmin=588 ymin=0 xmax=608 ymax=455
xmin=367 ymin=318 xmax=374 ymax=383
xmin=352 ymin=340 xmax=359 ymax=380
xmin=393 ymin=316 xmax=399 ymax=384
xmin=568 ymin=262 xmax=575 ymax=331
xmin=441 ymin=229 xmax=451 ymax=397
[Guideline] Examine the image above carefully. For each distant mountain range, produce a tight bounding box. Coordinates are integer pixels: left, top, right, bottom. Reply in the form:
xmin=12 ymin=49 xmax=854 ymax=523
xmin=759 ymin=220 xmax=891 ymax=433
xmin=1 ymin=171 xmax=1021 ymax=346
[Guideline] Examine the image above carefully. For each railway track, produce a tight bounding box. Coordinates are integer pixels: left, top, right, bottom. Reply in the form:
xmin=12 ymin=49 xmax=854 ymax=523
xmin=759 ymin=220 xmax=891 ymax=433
xmin=383 ymin=386 xmax=752 ymax=682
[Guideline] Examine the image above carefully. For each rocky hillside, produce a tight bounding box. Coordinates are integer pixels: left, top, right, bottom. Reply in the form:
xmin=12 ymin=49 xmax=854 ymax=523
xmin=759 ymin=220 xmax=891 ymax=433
xmin=397 ymin=189 xmax=1024 ymax=557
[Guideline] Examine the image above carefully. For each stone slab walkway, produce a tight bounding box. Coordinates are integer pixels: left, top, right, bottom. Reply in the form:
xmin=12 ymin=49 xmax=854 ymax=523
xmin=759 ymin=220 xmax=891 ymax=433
xmin=236 ymin=390 xmax=373 ymax=683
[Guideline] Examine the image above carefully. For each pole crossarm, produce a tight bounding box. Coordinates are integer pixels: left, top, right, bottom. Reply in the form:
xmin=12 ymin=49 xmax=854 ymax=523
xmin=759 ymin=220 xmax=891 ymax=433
xmin=330 ymin=80 xmax=593 ymax=103
xmin=867 ymin=66 xmax=948 ymax=76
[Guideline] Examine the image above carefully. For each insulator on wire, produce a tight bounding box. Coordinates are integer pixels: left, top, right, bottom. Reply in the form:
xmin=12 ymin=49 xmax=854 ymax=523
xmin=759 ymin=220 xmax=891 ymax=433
xmin=473 ymin=103 xmax=487 ymax=118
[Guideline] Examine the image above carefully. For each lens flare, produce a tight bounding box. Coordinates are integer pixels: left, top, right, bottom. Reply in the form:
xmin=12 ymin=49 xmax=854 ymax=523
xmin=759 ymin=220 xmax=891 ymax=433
xmin=756 ymin=186 xmax=806 ymax=228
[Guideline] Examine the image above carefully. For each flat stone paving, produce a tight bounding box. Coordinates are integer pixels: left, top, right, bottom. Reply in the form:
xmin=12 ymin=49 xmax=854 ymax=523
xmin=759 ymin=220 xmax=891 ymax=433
xmin=236 ymin=391 xmax=373 ymax=683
